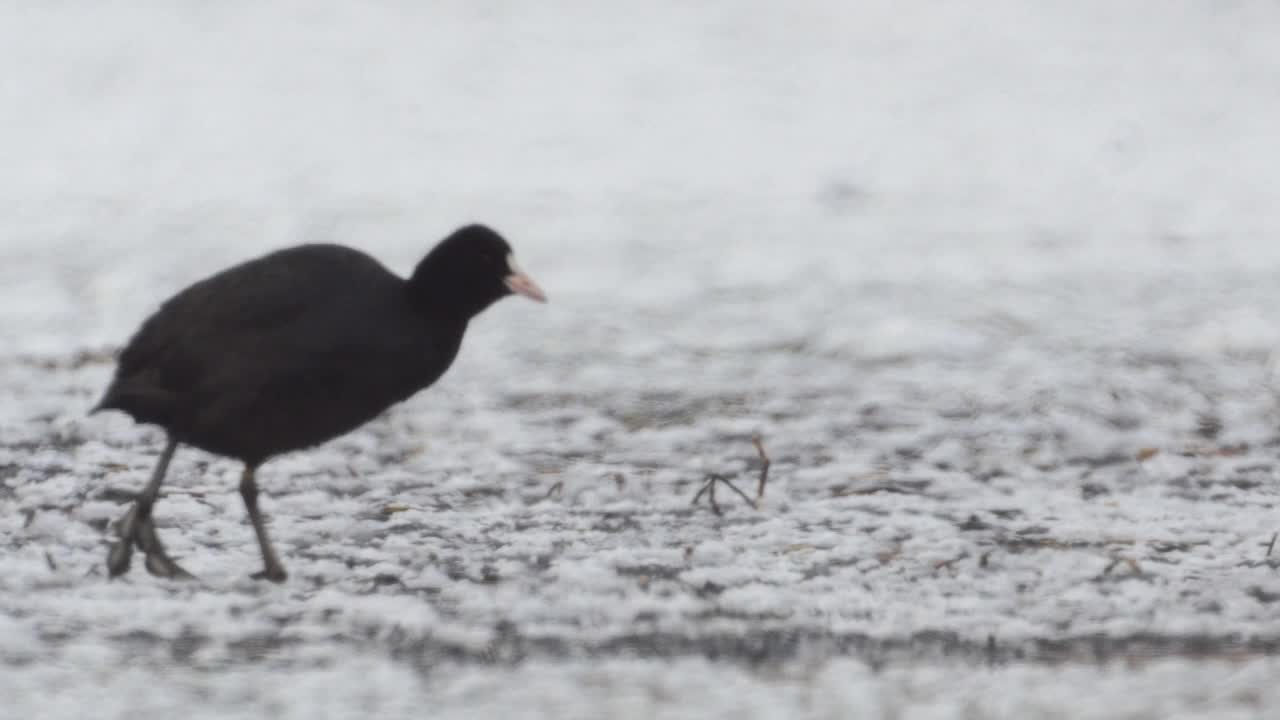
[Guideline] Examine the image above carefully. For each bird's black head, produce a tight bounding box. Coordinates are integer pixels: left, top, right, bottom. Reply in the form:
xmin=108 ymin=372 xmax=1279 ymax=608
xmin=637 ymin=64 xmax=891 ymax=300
xmin=409 ymin=224 xmax=547 ymax=319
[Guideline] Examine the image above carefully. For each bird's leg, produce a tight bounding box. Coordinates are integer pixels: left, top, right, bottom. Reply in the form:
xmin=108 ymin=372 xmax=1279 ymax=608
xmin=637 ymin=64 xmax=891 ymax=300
xmin=107 ymin=437 xmax=193 ymax=579
xmin=240 ymin=465 xmax=288 ymax=582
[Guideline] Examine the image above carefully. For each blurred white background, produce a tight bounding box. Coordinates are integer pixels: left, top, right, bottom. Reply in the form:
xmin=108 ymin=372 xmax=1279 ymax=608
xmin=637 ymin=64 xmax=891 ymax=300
xmin=2 ymin=0 xmax=1278 ymax=358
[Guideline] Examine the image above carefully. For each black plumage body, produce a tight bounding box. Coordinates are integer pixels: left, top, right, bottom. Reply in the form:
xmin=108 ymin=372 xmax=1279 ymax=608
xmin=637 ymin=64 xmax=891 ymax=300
xmin=96 ymin=244 xmax=465 ymax=465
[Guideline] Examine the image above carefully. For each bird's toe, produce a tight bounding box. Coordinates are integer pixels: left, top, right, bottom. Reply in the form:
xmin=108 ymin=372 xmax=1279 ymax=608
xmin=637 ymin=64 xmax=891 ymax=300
xmin=106 ymin=539 xmax=133 ymax=578
xmin=143 ymin=552 xmax=194 ymax=580
xmin=250 ymin=566 xmax=288 ymax=583
xmin=112 ymin=505 xmax=139 ymax=541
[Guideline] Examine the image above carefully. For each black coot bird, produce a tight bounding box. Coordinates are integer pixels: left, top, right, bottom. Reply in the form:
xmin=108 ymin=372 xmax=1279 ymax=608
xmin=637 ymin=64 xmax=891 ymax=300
xmin=93 ymin=224 xmax=546 ymax=582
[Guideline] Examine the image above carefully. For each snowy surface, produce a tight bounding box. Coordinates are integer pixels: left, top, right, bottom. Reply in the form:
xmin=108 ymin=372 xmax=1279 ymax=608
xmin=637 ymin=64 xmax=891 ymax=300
xmin=4 ymin=1 xmax=1280 ymax=718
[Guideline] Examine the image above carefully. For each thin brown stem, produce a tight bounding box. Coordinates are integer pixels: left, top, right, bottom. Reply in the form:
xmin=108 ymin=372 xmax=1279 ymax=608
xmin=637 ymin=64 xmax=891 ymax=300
xmin=691 ymin=476 xmax=718 ymax=514
xmin=692 ymin=473 xmax=757 ymax=514
xmin=752 ymin=435 xmax=771 ymax=501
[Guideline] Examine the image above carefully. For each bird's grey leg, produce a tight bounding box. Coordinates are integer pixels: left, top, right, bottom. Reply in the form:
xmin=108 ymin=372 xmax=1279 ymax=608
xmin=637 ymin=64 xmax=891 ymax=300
xmin=240 ymin=465 xmax=287 ymax=582
xmin=107 ymin=437 xmax=193 ymax=579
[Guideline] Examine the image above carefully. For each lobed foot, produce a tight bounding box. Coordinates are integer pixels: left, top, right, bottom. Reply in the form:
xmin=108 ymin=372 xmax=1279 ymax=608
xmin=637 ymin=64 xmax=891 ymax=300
xmin=107 ymin=503 xmax=194 ymax=580
xmin=250 ymin=565 xmax=288 ymax=583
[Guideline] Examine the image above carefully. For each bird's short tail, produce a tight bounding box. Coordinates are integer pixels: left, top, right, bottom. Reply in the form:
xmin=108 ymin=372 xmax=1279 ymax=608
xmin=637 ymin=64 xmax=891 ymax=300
xmin=88 ymin=381 xmax=176 ymax=425
xmin=89 ymin=391 xmax=116 ymax=416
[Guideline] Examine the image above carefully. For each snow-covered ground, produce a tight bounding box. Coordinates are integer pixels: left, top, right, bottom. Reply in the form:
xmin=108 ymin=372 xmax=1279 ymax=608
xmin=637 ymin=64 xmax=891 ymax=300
xmin=3 ymin=1 xmax=1280 ymax=717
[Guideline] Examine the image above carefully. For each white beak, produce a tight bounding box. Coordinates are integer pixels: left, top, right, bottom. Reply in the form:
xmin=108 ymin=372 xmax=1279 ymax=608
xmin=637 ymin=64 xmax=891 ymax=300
xmin=503 ymin=254 xmax=547 ymax=303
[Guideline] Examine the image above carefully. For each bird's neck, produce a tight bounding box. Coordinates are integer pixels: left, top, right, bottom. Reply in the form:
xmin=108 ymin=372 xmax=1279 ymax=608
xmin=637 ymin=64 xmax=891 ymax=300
xmin=407 ymin=265 xmax=496 ymax=322
xmin=407 ymin=285 xmax=473 ymax=327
